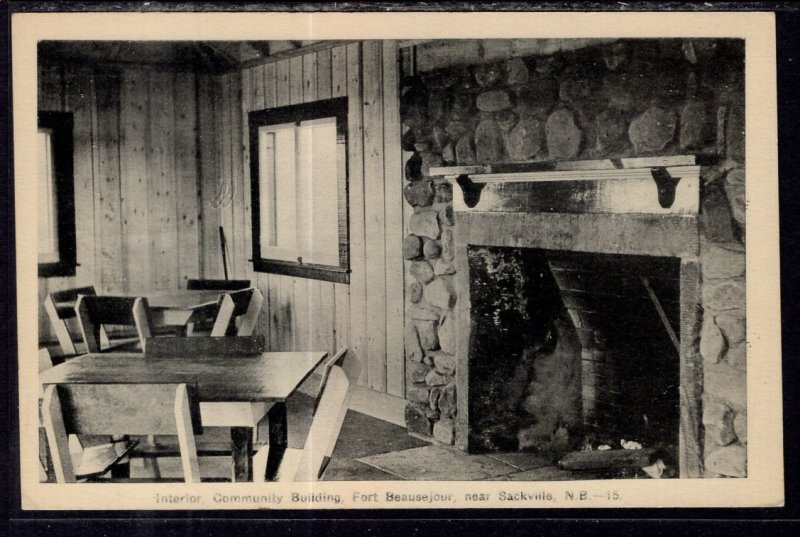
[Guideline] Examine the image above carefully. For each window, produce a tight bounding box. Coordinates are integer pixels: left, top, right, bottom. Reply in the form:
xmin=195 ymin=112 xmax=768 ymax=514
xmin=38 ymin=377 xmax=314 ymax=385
xmin=249 ymin=97 xmax=349 ymax=283
xmin=38 ymin=111 xmax=76 ymax=278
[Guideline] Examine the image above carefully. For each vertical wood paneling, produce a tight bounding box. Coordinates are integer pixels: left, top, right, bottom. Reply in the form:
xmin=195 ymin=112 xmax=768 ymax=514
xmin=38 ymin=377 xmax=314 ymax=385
xmin=229 ymin=73 xmax=246 ymax=282
xmin=362 ymin=41 xmax=387 ymax=391
xmin=39 ymin=64 xmax=205 ymax=344
xmin=65 ymin=67 xmax=97 ymax=289
xmin=382 ymin=40 xmax=405 ymax=397
xmin=198 ymin=73 xmax=221 ymax=280
xmin=218 ymin=74 xmax=235 ymax=280
xmin=119 ymin=69 xmax=150 ymax=292
xmin=146 ymin=71 xmax=178 ymax=290
xmin=174 ymin=72 xmax=200 ymax=287
xmin=316 ymin=48 xmax=332 ymax=101
xmin=347 ymin=42 xmax=369 ymax=386
xmin=95 ymin=72 xmax=123 ymax=294
xmin=274 ymin=60 xmax=294 ymax=351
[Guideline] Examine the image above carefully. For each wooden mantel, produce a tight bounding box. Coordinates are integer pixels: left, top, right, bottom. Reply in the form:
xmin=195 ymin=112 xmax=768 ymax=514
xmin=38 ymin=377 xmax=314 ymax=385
xmin=429 ymin=155 xmax=703 ymax=216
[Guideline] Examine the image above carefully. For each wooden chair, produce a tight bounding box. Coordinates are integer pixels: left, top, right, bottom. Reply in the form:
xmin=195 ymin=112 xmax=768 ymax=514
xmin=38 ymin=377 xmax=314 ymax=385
xmin=187 ymin=279 xmax=251 ymax=291
xmin=209 ymin=287 xmax=264 ymax=337
xmin=44 ymin=286 xmax=98 ymax=357
xmin=75 ymin=295 xmax=154 ymax=353
xmin=42 ymin=383 xmax=203 ymax=483
xmin=253 ymin=349 xmax=361 ymax=482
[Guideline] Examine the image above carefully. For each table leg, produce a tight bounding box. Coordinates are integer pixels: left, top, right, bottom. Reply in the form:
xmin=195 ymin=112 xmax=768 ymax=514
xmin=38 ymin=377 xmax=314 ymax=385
xmin=265 ymin=402 xmax=288 ymax=481
xmin=231 ymin=427 xmax=253 ymax=482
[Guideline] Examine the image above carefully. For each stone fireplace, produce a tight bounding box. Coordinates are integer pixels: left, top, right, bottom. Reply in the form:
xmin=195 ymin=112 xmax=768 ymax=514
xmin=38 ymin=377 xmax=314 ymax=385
xmin=401 ymin=38 xmax=746 ymax=478
xmin=450 ymin=168 xmax=701 ymax=477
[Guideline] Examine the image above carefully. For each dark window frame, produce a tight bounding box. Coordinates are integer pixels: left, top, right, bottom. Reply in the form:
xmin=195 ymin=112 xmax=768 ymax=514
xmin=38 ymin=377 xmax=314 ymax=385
xmin=38 ymin=111 xmax=77 ymax=278
xmin=248 ymin=97 xmax=350 ymax=284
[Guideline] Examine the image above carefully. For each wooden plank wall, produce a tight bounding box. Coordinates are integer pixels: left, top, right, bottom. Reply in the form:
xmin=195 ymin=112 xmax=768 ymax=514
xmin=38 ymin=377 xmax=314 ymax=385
xmin=37 ymin=62 xmax=201 ymax=342
xmin=201 ymin=41 xmax=405 ymax=396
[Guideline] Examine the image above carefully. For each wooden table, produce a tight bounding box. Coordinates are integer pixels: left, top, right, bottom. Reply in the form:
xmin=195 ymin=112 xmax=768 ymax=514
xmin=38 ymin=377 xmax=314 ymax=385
xmin=40 ymin=351 xmax=328 ymax=482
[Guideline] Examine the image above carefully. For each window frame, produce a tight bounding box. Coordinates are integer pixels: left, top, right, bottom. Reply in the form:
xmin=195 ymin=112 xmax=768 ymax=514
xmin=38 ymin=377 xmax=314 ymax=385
xmin=248 ymin=97 xmax=350 ymax=284
xmin=38 ymin=111 xmax=77 ymax=278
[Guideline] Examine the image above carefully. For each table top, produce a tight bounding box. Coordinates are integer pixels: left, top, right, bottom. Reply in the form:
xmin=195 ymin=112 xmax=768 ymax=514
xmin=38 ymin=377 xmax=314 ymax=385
xmin=40 ymin=351 xmax=328 ymax=403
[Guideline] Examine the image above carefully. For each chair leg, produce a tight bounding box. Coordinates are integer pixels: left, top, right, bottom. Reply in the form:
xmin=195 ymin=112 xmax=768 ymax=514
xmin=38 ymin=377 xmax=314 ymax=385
xmin=142 ymin=435 xmax=161 ymax=478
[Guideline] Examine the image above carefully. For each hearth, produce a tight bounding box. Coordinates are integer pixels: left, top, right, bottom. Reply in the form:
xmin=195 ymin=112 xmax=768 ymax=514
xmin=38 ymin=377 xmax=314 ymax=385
xmin=466 ymin=246 xmax=680 ymax=456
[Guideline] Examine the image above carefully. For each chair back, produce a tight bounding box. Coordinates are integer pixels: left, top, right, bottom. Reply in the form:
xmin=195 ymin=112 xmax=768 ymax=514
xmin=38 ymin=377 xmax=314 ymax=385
xmin=187 ymin=279 xmax=251 ymax=291
xmin=294 ymin=350 xmax=361 ymax=481
xmin=44 ymin=286 xmax=97 ymax=355
xmin=210 ymin=288 xmax=264 ymax=337
xmin=42 ymin=383 xmax=202 ymax=483
xmin=75 ymin=295 xmax=154 ymax=353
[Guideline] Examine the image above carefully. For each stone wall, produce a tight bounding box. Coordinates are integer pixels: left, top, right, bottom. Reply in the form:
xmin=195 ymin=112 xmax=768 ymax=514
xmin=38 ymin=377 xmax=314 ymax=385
xmin=400 ymin=38 xmax=746 ymax=476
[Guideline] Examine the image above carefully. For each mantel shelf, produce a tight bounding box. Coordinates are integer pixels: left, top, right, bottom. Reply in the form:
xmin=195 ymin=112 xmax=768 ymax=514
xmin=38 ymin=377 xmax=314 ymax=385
xmin=429 ymin=154 xmax=707 ymax=183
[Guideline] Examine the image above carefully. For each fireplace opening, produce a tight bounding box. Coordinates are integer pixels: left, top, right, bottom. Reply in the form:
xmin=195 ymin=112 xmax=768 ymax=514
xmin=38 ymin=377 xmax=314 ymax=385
xmin=467 ymin=246 xmax=681 ymax=460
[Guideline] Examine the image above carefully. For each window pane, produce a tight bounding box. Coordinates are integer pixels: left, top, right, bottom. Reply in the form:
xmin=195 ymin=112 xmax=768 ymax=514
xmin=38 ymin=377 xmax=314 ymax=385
xmin=38 ymin=128 xmax=59 ymax=264
xmin=297 ymin=117 xmax=339 ymax=266
xmin=259 ymin=123 xmax=297 ymax=261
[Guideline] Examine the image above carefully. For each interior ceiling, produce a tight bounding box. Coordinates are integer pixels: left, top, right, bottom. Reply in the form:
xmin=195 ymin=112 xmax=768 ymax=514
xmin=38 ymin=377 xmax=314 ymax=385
xmin=38 ymin=40 xmax=320 ymax=72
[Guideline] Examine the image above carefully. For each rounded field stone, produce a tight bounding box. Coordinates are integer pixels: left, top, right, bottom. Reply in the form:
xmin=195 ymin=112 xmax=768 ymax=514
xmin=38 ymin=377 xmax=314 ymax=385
xmin=427 ymin=91 xmax=451 ymax=124
xmin=702 ymin=400 xmax=737 ymax=446
xmin=703 ymin=279 xmax=745 ymax=312
xmin=405 ymin=401 xmax=433 ymax=437
xmin=407 ymin=361 xmax=432 ymax=384
xmin=407 ymin=303 xmax=440 ymax=322
xmin=725 ymin=170 xmax=746 ymax=225
xmin=546 ymin=108 xmax=582 ymax=160
xmin=434 ymin=258 xmax=456 ymax=276
xmin=409 ymin=260 xmax=435 ymax=284
xmin=701 ymin=243 xmax=745 ymax=279
xmin=450 ymin=94 xmax=474 ymax=121
xmin=734 ymin=412 xmax=747 ymax=444
xmin=602 ymin=72 xmax=651 ymax=111
xmin=404 ymin=180 xmax=435 ymax=207
xmin=475 ymin=118 xmax=505 ymax=163
xmin=506 ymin=57 xmax=530 ymax=85
xmin=439 ymin=206 xmax=454 ymax=227
xmin=442 ymin=143 xmax=455 ymax=164
xmin=715 ymin=314 xmax=745 ymax=345
xmin=476 ymin=89 xmax=513 ymax=112
xmin=408 ymin=282 xmax=423 ymax=304
xmin=434 ymin=181 xmax=453 ymax=203
xmin=438 ymin=313 xmax=456 ymax=355
xmin=700 ymin=316 xmax=726 ymax=364
xmin=404 ymin=323 xmax=424 ymax=362
xmin=425 ymin=368 xmax=450 ymax=387
xmin=433 ymin=418 xmax=455 ymax=445
xmin=496 ymin=110 xmax=519 ymax=133
xmin=705 ymin=444 xmax=746 ymax=478
xmin=424 ymin=276 xmax=456 ymax=310
xmin=403 ymin=234 xmax=423 ymax=260
xmin=431 ymin=126 xmax=450 ymax=152
xmin=441 ymin=229 xmax=455 ymax=261
xmin=704 ymin=362 xmax=746 ymax=410
xmin=515 ymin=78 xmax=557 ymax=118
xmin=416 ymin=320 xmax=440 ymax=351
xmin=423 ymin=239 xmax=442 ymax=260
xmin=438 ymin=383 xmax=457 ymax=419
xmin=455 ymin=134 xmax=477 ymax=165
xmin=628 ymin=106 xmax=677 ymax=154
xmin=700 ymin=184 xmax=738 ymax=243
xmin=409 ymin=210 xmax=441 ymax=239
xmin=405 ymin=152 xmax=422 ymax=181
xmin=595 ymin=108 xmax=628 ymax=155
xmin=420 ymin=151 xmax=445 ymax=176
xmin=445 ymin=120 xmax=471 ymax=140
xmin=506 ymin=117 xmax=543 ymax=161
xmin=680 ymin=99 xmax=710 ymax=149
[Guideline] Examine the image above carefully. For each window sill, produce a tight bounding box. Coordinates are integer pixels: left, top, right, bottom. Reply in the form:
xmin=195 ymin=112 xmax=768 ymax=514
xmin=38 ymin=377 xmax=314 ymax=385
xmin=38 ymin=261 xmax=77 ymax=278
xmin=252 ymin=258 xmax=349 ymax=284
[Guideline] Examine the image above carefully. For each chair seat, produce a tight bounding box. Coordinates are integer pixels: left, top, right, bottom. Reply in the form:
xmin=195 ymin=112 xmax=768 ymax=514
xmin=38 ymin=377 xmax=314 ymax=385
xmin=199 ymin=402 xmax=273 ymax=430
xmin=73 ymin=439 xmax=138 ymax=480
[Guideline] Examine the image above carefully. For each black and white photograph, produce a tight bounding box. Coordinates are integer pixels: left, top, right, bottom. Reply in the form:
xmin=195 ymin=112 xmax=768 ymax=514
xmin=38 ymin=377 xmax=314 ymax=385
xmin=12 ymin=10 xmax=783 ymax=510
